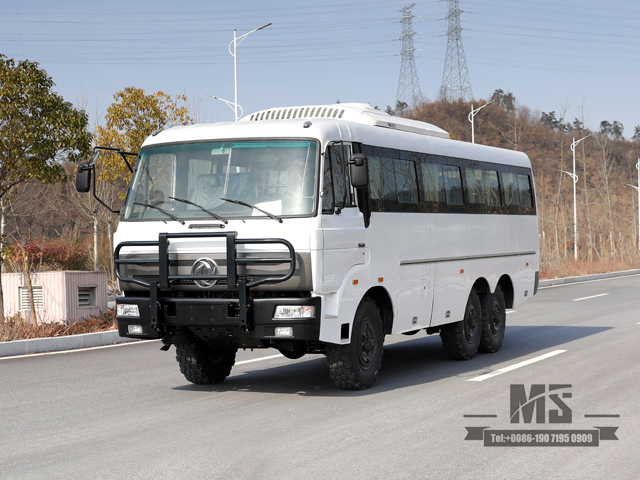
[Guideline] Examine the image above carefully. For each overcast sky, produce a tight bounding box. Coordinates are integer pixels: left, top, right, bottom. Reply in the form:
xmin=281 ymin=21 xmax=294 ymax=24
xmin=3 ymin=0 xmax=639 ymax=138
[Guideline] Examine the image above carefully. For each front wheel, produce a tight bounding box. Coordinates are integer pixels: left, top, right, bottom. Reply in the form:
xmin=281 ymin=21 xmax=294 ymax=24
xmin=175 ymin=339 xmax=237 ymax=384
xmin=326 ymin=298 xmax=384 ymax=390
xmin=440 ymin=289 xmax=482 ymax=360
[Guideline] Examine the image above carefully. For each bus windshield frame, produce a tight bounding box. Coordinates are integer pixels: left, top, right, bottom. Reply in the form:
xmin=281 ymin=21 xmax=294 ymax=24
xmin=121 ymin=139 xmax=320 ymax=222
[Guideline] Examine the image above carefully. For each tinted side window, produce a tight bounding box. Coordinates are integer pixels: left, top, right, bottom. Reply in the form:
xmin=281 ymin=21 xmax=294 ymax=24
xmin=483 ymin=170 xmax=501 ymax=206
xmin=395 ymin=159 xmax=418 ymax=204
xmin=517 ymin=174 xmax=533 ymax=208
xmin=332 ymin=144 xmax=354 ymax=208
xmin=368 ymin=155 xmax=418 ymax=210
xmin=465 ymin=168 xmax=485 ymax=205
xmin=323 ymin=144 xmax=354 ymax=213
xmin=422 ymin=163 xmax=445 ymax=203
xmin=368 ymin=155 xmax=396 ymax=208
xmin=322 ymin=153 xmax=334 ymax=212
xmin=443 ymin=165 xmax=464 ymax=206
xmin=501 ymin=172 xmax=519 ymax=207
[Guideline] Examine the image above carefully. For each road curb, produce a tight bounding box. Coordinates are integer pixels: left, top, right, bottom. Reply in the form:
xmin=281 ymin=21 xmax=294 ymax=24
xmin=538 ymin=269 xmax=640 ymax=287
xmin=0 ymin=330 xmax=139 ymax=358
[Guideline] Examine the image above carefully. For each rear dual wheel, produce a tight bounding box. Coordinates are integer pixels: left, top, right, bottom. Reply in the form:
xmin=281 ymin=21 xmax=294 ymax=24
xmin=440 ymin=290 xmax=482 ymax=360
xmin=440 ymin=287 xmax=506 ymax=360
xmin=479 ymin=286 xmax=506 ymax=353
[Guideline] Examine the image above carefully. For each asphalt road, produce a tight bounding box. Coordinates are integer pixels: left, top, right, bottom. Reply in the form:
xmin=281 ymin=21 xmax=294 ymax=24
xmin=1 ymin=275 xmax=639 ymax=479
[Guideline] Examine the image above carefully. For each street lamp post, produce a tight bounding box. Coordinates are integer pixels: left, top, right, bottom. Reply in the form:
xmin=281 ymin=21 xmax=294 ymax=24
xmin=562 ymin=134 xmax=591 ymax=260
xmin=229 ymin=23 xmax=271 ymax=121
xmin=625 ymin=158 xmax=640 ymax=253
xmin=206 ymin=94 xmax=243 ymax=120
xmin=468 ymin=101 xmax=494 ymax=144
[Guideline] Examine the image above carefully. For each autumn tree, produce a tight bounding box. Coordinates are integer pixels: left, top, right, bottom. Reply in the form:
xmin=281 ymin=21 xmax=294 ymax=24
xmin=5 ymin=183 xmax=52 ymax=324
xmin=0 ymin=55 xmax=91 ymax=322
xmin=94 ymin=87 xmax=192 ymax=184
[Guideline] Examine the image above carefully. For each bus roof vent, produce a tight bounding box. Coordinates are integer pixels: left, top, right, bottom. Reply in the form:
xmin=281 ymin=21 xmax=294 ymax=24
xmin=243 ymin=103 xmax=450 ymax=139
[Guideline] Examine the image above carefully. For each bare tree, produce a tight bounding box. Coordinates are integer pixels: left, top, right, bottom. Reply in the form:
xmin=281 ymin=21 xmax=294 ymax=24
xmin=593 ymin=133 xmax=617 ymax=257
xmin=5 ymin=182 xmax=52 ymax=325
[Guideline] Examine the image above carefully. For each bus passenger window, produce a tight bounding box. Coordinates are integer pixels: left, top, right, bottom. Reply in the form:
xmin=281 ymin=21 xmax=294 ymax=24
xmin=394 ymin=159 xmax=418 ymax=204
xmin=368 ymin=156 xmax=395 ymax=210
xmin=517 ymin=174 xmax=533 ymax=208
xmin=465 ymin=168 xmax=485 ymax=204
xmin=443 ymin=165 xmax=464 ymax=206
xmin=501 ymin=172 xmax=520 ymax=207
xmin=483 ymin=170 xmax=501 ymax=206
xmin=421 ymin=163 xmax=445 ymax=203
xmin=368 ymin=156 xmax=382 ymax=200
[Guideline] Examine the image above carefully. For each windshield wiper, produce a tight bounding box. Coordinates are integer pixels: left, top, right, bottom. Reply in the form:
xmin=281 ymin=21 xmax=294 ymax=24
xmin=220 ymin=198 xmax=283 ymax=223
xmin=134 ymin=202 xmax=185 ymax=225
xmin=168 ymin=196 xmax=228 ymax=224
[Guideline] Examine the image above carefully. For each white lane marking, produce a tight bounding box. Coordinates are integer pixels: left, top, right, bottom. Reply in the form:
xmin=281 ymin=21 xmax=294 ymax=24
xmin=468 ymin=350 xmax=567 ymax=382
xmin=235 ymin=354 xmax=283 ymax=366
xmin=0 ymin=339 xmax=160 ymax=361
xmin=572 ymin=293 xmax=609 ymax=302
xmin=1 ymin=342 xmax=286 ymax=366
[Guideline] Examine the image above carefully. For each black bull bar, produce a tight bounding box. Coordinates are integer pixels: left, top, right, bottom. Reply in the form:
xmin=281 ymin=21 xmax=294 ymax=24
xmin=114 ymin=231 xmax=296 ymax=330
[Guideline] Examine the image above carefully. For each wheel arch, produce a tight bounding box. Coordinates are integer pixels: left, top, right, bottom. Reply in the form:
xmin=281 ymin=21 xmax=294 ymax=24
xmin=497 ymin=274 xmax=515 ymax=308
xmin=471 ymin=277 xmax=492 ymax=312
xmin=364 ymin=286 xmax=393 ymax=335
xmin=472 ymin=277 xmax=491 ymax=298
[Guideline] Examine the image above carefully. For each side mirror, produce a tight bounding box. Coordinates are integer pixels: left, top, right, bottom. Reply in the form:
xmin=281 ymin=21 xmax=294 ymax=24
xmin=76 ymin=161 xmax=92 ymax=193
xmin=349 ymin=153 xmax=369 ymax=188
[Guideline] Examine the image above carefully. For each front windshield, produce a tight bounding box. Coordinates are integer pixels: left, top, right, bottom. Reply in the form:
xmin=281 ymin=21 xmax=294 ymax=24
xmin=122 ymin=140 xmax=319 ymax=221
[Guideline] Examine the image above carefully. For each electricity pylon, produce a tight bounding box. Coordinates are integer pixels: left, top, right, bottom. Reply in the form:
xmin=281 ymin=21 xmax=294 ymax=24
xmin=439 ymin=0 xmax=473 ymax=102
xmin=396 ymin=4 xmax=423 ymax=111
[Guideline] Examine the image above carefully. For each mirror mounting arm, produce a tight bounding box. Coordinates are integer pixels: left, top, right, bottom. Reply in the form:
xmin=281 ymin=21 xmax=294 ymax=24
xmin=76 ymin=146 xmax=139 ymax=215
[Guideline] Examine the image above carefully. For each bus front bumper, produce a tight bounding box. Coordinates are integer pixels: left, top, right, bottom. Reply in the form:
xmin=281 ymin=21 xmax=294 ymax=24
xmin=115 ymin=296 xmax=321 ymax=347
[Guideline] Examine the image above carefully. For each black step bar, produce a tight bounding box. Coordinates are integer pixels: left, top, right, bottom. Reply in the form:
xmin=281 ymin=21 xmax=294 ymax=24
xmin=114 ymin=231 xmax=296 ymax=330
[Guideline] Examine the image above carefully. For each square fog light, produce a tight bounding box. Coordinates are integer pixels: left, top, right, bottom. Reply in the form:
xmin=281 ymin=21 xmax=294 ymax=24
xmin=275 ymin=327 xmax=293 ymax=337
xmin=128 ymin=325 xmax=144 ymax=335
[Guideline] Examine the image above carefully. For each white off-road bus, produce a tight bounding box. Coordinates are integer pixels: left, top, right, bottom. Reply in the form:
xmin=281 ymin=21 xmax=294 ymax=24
xmin=77 ymin=103 xmax=539 ymax=390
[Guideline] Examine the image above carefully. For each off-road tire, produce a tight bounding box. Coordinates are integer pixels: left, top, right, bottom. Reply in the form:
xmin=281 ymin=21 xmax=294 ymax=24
xmin=479 ymin=286 xmax=506 ymax=353
xmin=440 ymin=289 xmax=482 ymax=360
xmin=175 ymin=339 xmax=237 ymax=384
xmin=326 ymin=298 xmax=384 ymax=390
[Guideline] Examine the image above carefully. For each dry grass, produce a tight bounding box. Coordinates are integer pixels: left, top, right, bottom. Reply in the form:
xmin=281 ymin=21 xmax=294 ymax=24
xmin=0 ymin=309 xmax=116 ymax=342
xmin=540 ymin=257 xmax=640 ymax=280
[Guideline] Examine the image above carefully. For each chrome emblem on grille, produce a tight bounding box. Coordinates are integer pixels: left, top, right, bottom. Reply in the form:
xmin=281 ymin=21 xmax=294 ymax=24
xmin=191 ymin=257 xmax=218 ymax=288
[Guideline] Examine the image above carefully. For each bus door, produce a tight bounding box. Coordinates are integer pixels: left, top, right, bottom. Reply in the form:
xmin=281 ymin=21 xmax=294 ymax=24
xmin=366 ymin=150 xmax=435 ymax=332
xmin=321 ymin=142 xmax=366 ymax=291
